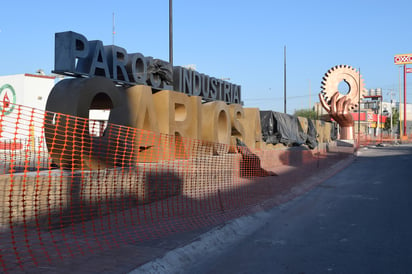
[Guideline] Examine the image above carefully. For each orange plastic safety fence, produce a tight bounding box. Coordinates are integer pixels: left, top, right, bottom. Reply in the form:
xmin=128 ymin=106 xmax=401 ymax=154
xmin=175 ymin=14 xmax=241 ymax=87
xmin=0 ymin=102 xmax=351 ymax=272
xmin=355 ymin=132 xmax=412 ymax=147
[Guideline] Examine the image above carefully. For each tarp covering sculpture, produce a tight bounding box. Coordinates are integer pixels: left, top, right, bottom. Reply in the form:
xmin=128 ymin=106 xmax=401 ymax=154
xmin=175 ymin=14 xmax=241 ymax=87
xmin=260 ymin=111 xmax=318 ymax=149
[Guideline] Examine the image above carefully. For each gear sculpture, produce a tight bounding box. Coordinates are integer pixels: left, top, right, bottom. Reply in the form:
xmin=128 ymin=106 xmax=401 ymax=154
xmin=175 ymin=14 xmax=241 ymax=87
xmin=319 ymin=65 xmax=366 ymax=140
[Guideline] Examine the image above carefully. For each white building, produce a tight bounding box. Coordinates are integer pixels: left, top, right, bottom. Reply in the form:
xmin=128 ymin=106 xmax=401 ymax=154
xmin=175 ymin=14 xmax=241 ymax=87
xmin=0 ymin=73 xmax=111 ymax=140
xmin=0 ymin=73 xmax=56 ymax=141
xmin=0 ymin=73 xmax=56 ymax=111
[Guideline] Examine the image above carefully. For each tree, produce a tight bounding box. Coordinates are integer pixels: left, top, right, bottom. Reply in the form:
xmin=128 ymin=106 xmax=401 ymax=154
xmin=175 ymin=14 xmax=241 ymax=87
xmin=293 ymin=108 xmax=317 ymax=120
xmin=384 ymin=108 xmax=399 ymax=132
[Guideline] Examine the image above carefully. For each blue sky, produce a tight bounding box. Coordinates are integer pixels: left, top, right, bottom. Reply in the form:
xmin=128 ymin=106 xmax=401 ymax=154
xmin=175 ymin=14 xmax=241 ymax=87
xmin=1 ymin=0 xmax=411 ymax=113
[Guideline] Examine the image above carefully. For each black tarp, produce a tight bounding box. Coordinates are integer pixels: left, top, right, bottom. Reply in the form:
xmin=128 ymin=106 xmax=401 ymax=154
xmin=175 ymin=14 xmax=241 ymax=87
xmin=306 ymin=118 xmax=318 ymax=149
xmin=260 ymin=111 xmax=318 ymax=149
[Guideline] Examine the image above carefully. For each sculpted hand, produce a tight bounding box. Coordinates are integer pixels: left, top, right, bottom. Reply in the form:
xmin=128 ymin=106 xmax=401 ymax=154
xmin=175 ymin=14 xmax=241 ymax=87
xmin=319 ymin=91 xmax=354 ymax=139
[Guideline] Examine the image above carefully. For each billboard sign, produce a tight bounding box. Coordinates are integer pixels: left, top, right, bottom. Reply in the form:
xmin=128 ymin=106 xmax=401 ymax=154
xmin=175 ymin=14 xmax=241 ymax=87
xmin=394 ymin=54 xmax=412 ymax=65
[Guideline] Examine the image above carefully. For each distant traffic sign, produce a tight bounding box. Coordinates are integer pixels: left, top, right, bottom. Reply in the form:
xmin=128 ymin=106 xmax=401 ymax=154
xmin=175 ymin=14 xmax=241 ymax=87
xmin=394 ymin=54 xmax=412 ymax=65
xmin=406 ymin=68 xmax=412 ymax=73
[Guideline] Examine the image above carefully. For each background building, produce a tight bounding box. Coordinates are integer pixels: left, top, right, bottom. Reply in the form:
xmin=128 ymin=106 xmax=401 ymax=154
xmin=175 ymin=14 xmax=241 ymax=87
xmin=0 ymin=73 xmax=56 ymax=141
xmin=0 ymin=73 xmax=56 ymax=111
xmin=0 ymin=73 xmax=109 ymax=138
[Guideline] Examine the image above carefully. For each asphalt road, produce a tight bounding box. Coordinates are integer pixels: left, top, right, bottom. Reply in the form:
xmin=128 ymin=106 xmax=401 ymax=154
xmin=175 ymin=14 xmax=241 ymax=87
xmin=183 ymin=145 xmax=412 ymax=274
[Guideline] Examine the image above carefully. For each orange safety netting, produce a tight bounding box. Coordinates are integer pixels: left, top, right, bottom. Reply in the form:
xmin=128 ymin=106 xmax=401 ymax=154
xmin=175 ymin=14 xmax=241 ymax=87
xmin=355 ymin=132 xmax=411 ymax=146
xmin=0 ymin=103 xmax=354 ymax=272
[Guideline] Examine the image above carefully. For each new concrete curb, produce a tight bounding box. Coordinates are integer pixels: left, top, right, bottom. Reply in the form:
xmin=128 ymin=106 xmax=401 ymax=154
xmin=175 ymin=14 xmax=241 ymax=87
xmin=129 ymin=209 xmax=271 ymax=274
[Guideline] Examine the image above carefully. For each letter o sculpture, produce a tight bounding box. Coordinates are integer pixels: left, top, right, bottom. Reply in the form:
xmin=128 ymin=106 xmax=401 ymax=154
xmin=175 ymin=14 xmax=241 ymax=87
xmin=201 ymin=101 xmax=231 ymax=155
xmin=44 ymin=77 xmax=126 ymax=169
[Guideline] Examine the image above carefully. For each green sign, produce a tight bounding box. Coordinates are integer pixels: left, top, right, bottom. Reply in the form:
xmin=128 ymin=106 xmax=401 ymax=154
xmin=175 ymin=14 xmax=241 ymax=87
xmin=0 ymin=84 xmax=16 ymax=115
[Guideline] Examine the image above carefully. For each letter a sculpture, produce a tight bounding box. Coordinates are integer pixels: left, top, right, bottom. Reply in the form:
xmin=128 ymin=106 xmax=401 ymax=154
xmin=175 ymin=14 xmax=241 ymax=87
xmin=319 ymin=65 xmax=365 ymax=140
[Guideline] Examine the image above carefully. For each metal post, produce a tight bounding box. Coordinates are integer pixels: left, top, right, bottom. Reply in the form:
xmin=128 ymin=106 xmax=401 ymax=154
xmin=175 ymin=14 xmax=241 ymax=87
xmin=358 ymin=68 xmax=361 ymax=147
xmin=380 ymin=95 xmax=383 ymax=143
xmin=399 ymin=66 xmax=403 ymax=139
xmin=390 ymin=95 xmax=393 ymax=142
xmin=404 ymin=64 xmax=407 ymax=136
xmin=284 ymin=46 xmax=287 ymax=114
xmin=169 ymin=0 xmax=173 ymax=67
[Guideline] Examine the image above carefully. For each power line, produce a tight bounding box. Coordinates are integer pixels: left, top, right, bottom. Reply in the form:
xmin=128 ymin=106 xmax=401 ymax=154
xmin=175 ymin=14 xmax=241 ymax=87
xmin=244 ymin=93 xmax=319 ymax=101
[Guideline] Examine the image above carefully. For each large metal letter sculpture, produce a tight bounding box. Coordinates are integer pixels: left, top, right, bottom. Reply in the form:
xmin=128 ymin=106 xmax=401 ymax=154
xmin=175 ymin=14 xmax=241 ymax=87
xmin=319 ymin=65 xmax=365 ymax=140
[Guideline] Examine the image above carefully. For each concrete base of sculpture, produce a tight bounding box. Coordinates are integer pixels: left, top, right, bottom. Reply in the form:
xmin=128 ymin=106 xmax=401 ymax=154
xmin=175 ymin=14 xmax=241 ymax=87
xmin=0 ymin=154 xmax=241 ymax=229
xmin=0 ymin=142 xmax=354 ymax=229
xmin=336 ymin=139 xmax=355 ymax=147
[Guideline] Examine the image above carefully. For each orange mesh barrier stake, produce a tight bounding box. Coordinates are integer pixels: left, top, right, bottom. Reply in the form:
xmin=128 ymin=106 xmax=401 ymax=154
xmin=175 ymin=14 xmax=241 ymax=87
xmin=22 ymin=109 xmax=37 ymax=267
xmin=9 ymin=105 xmax=23 ymax=271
